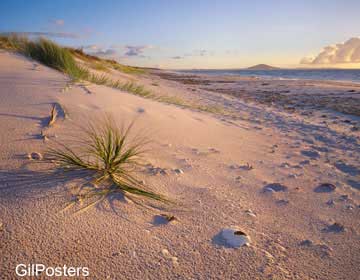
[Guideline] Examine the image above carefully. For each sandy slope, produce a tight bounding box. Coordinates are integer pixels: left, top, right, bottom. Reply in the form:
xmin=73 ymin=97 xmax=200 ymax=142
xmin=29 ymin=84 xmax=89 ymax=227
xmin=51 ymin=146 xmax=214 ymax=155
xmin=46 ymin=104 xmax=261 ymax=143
xmin=0 ymin=51 xmax=359 ymax=279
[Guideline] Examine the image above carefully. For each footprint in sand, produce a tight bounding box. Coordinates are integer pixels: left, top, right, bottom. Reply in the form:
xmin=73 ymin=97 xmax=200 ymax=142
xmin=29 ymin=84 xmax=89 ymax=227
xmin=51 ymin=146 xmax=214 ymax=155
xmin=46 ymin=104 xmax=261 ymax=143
xmin=301 ymin=150 xmax=320 ymax=159
xmin=212 ymin=228 xmax=251 ymax=248
xmin=314 ymin=183 xmax=336 ymax=193
xmin=323 ymin=222 xmax=345 ymax=233
xmin=152 ymin=214 xmax=177 ymax=226
xmin=334 ymin=161 xmax=360 ymax=176
xmin=263 ymin=183 xmax=288 ymax=193
xmin=299 ymin=239 xmax=333 ymax=257
xmin=347 ymin=180 xmax=360 ymax=190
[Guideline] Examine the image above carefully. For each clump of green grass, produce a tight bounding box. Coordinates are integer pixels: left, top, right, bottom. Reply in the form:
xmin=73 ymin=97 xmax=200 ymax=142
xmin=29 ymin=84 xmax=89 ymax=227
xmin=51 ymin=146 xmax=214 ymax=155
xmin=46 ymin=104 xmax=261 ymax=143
xmin=86 ymin=74 xmax=151 ymax=97
xmin=47 ymin=117 xmax=167 ymax=211
xmin=106 ymin=59 xmax=146 ymax=74
xmin=156 ymin=95 xmax=191 ymax=107
xmin=3 ymin=35 xmax=89 ymax=81
xmin=90 ymin=62 xmax=109 ymax=72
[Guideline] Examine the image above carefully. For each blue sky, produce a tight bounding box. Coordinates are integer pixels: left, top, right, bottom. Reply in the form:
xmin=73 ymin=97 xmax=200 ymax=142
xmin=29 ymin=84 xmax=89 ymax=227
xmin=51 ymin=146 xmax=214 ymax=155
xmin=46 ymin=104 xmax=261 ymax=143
xmin=1 ymin=0 xmax=360 ymax=68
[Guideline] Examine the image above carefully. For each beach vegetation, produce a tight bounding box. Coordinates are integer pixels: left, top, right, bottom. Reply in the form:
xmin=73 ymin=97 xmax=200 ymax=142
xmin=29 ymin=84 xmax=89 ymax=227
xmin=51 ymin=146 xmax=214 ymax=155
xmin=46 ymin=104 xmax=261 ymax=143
xmin=47 ymin=117 xmax=167 ymax=211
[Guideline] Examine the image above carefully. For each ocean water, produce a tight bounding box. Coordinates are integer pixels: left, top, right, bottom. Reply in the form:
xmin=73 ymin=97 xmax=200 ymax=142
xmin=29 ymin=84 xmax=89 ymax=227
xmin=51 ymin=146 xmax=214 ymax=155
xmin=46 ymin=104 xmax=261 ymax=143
xmin=181 ymin=69 xmax=360 ymax=83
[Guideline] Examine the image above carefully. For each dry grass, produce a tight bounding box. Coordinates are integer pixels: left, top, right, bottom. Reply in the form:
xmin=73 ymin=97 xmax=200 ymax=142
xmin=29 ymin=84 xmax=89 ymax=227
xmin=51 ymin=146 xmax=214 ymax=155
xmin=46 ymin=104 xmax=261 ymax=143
xmin=48 ymin=104 xmax=58 ymax=126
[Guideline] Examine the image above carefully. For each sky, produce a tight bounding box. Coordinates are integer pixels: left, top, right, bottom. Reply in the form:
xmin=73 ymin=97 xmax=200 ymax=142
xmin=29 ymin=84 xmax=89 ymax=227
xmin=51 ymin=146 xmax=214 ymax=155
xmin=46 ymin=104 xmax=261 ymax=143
xmin=1 ymin=0 xmax=360 ymax=69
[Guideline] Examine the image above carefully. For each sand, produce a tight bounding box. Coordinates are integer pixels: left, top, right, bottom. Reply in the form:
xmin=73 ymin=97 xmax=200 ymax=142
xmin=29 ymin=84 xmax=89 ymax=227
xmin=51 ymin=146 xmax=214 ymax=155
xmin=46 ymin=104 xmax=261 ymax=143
xmin=0 ymin=50 xmax=359 ymax=279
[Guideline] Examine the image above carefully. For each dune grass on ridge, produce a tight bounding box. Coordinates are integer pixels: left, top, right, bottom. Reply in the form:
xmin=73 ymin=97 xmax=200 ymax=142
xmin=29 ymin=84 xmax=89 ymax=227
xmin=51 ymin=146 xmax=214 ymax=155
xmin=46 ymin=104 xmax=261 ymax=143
xmin=0 ymin=35 xmax=150 ymax=95
xmin=1 ymin=35 xmax=89 ymax=80
xmin=0 ymin=35 xmax=225 ymax=115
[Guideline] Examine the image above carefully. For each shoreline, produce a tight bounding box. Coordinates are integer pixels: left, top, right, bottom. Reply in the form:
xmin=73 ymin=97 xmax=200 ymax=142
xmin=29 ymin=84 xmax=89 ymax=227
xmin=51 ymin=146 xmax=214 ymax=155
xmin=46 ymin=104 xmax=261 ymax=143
xmin=151 ymin=69 xmax=360 ymax=118
xmin=174 ymin=68 xmax=360 ymax=85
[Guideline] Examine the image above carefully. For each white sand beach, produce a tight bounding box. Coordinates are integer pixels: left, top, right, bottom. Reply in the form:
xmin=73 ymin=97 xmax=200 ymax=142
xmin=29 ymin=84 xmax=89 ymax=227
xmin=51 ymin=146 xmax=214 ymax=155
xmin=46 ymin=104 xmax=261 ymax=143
xmin=0 ymin=49 xmax=360 ymax=280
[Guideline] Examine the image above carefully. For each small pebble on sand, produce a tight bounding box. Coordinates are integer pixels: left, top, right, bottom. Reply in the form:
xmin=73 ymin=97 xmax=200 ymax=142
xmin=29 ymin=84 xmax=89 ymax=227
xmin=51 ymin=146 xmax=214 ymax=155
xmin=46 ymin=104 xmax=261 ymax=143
xmin=245 ymin=209 xmax=257 ymax=217
xmin=28 ymin=152 xmax=42 ymax=160
xmin=174 ymin=168 xmax=184 ymax=174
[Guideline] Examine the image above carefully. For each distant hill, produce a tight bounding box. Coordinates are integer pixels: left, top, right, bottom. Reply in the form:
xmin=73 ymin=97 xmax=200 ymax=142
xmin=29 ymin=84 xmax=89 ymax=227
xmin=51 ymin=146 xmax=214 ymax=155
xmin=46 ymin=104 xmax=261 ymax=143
xmin=246 ymin=64 xmax=279 ymax=70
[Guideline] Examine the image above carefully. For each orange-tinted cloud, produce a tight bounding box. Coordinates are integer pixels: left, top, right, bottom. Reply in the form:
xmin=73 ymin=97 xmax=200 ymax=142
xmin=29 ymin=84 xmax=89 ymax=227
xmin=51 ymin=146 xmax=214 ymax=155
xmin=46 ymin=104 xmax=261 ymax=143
xmin=301 ymin=37 xmax=360 ymax=64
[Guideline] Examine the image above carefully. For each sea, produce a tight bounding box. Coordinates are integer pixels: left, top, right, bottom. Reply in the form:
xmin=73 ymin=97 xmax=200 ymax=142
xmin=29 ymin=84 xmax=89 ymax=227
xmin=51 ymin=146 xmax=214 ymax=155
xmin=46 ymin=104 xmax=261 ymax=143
xmin=180 ymin=69 xmax=360 ymax=83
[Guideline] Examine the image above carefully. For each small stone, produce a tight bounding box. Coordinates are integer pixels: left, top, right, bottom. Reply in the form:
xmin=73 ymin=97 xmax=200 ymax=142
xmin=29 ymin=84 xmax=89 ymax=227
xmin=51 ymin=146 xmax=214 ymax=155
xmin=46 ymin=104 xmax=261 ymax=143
xmin=159 ymin=169 xmax=168 ymax=175
xmin=160 ymin=214 xmax=177 ymax=222
xmin=299 ymin=239 xmax=313 ymax=246
xmin=326 ymin=199 xmax=335 ymax=206
xmin=245 ymin=209 xmax=256 ymax=217
xmin=161 ymin=249 xmax=170 ymax=258
xmin=345 ymin=205 xmax=354 ymax=210
xmin=280 ymin=162 xmax=290 ymax=168
xmin=28 ymin=152 xmax=42 ymax=160
xmin=174 ymin=168 xmax=184 ymax=174
xmin=112 ymin=252 xmax=120 ymax=257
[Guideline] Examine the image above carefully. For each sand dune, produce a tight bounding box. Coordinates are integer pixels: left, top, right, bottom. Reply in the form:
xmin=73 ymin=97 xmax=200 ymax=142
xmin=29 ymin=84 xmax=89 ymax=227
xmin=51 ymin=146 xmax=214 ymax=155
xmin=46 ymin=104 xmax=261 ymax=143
xmin=0 ymin=51 xmax=359 ymax=279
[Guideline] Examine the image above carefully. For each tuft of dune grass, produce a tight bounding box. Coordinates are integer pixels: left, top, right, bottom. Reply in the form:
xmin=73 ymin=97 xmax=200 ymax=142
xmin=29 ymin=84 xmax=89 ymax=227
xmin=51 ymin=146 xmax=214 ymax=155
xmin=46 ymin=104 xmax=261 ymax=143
xmin=47 ymin=117 xmax=168 ymax=211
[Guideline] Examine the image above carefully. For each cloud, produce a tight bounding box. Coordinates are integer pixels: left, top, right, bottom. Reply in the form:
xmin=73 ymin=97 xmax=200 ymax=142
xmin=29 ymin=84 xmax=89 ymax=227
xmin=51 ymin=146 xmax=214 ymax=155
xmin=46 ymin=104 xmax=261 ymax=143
xmin=124 ymin=45 xmax=152 ymax=57
xmin=0 ymin=31 xmax=78 ymax=39
xmin=171 ymin=56 xmax=183 ymax=59
xmin=91 ymin=49 xmax=117 ymax=56
xmin=50 ymin=19 xmax=64 ymax=26
xmin=301 ymin=37 xmax=360 ymax=64
xmin=82 ymin=45 xmax=117 ymax=57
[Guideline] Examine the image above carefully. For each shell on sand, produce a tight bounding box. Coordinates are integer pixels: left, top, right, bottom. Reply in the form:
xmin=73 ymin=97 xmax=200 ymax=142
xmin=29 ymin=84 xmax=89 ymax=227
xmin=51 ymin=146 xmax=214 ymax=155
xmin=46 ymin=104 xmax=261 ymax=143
xmin=220 ymin=228 xmax=251 ymax=248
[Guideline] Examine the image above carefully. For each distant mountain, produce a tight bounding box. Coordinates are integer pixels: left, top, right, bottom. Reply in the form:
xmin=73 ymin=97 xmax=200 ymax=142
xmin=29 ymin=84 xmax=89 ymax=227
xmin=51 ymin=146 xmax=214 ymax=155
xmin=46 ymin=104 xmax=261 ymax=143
xmin=246 ymin=64 xmax=279 ymax=70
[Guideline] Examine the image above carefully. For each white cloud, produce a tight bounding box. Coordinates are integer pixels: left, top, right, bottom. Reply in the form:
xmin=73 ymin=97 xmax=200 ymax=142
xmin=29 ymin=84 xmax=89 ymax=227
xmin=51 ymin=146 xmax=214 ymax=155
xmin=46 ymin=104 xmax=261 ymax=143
xmin=124 ymin=45 xmax=153 ymax=57
xmin=301 ymin=37 xmax=360 ymax=64
xmin=82 ymin=45 xmax=117 ymax=57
